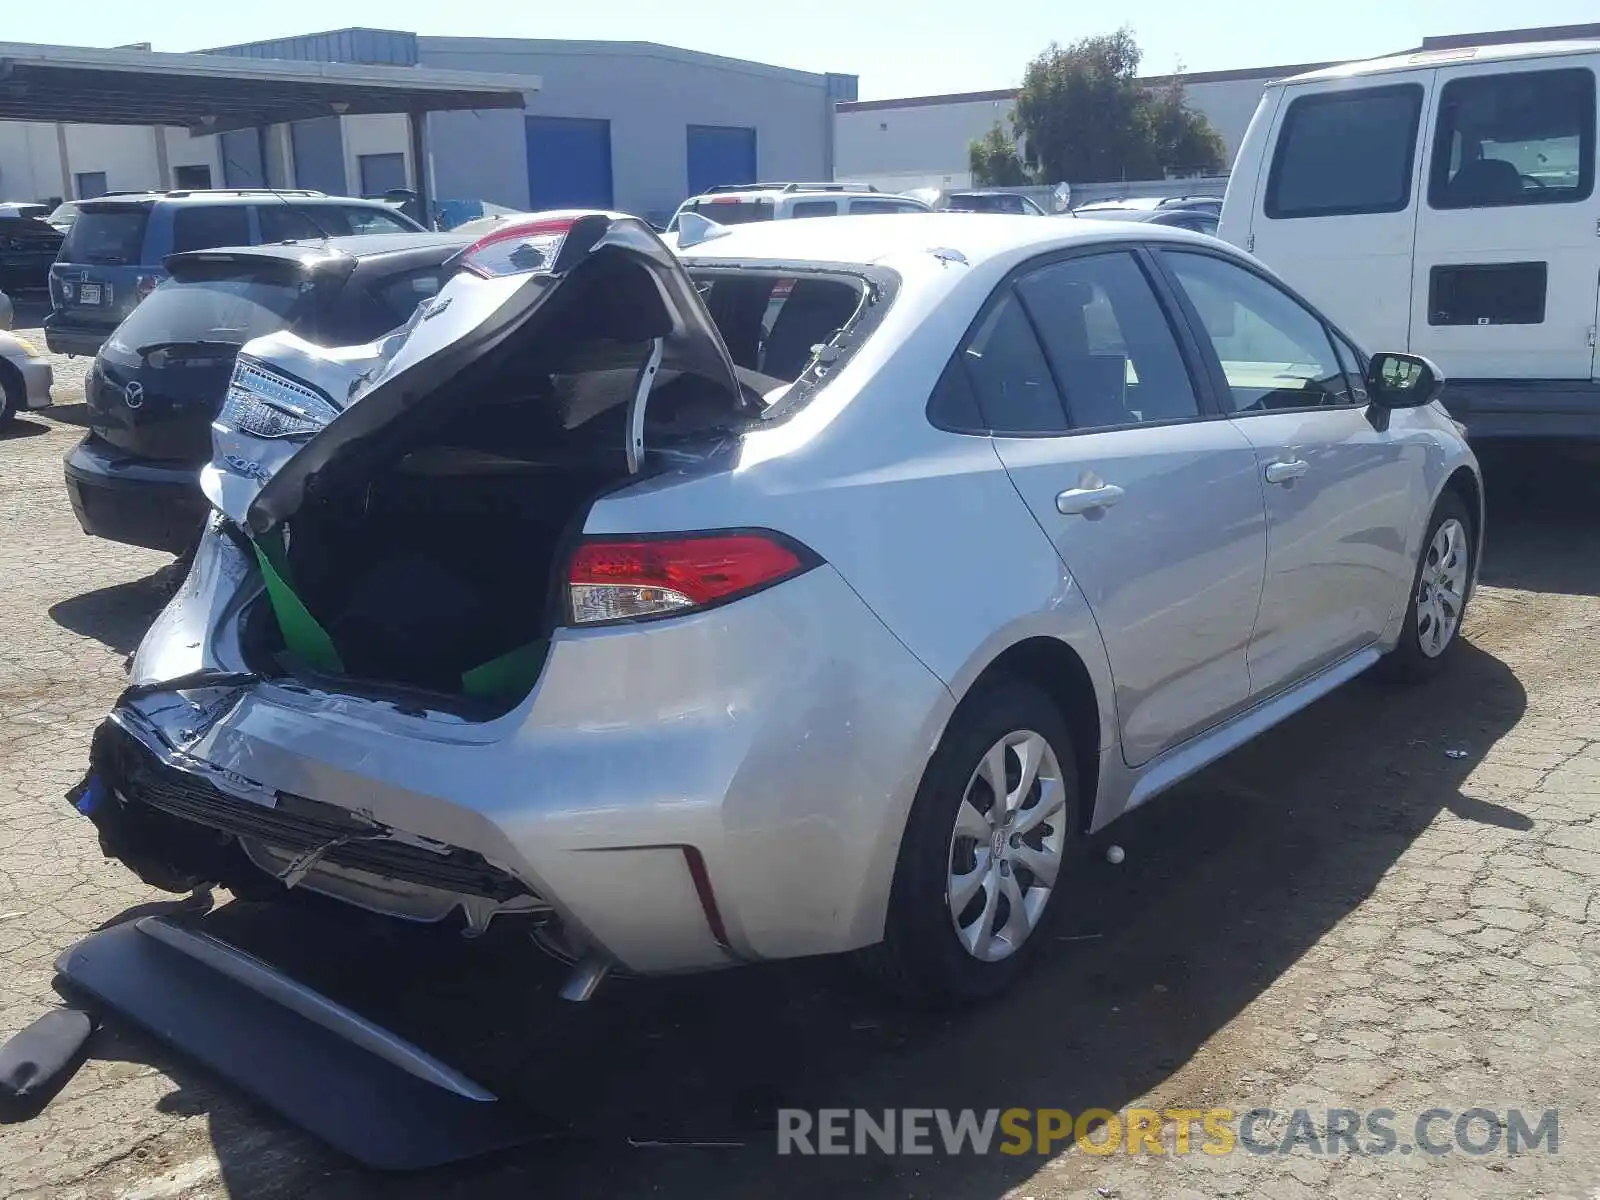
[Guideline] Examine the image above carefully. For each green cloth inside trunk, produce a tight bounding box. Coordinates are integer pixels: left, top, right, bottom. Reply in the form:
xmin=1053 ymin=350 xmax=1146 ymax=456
xmin=251 ymin=529 xmax=345 ymax=675
xmin=251 ymin=528 xmax=544 ymax=699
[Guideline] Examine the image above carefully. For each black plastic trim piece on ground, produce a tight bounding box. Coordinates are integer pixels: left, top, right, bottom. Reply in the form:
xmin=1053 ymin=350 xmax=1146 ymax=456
xmin=55 ymin=919 xmax=548 ymax=1170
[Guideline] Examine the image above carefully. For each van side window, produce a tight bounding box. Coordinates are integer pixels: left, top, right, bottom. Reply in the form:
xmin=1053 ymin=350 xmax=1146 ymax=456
xmin=1265 ymin=85 xmax=1424 ymax=219
xmin=1428 ymin=68 xmax=1596 ymax=209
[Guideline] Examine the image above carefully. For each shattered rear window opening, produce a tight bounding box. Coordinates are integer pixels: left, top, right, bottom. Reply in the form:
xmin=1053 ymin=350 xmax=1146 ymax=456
xmin=689 ymin=270 xmax=869 ymax=396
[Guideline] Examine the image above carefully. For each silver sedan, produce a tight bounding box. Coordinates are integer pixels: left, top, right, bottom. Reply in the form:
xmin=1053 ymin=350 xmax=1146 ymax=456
xmin=83 ymin=212 xmax=1481 ymax=1005
xmin=0 ymin=290 xmax=53 ymax=424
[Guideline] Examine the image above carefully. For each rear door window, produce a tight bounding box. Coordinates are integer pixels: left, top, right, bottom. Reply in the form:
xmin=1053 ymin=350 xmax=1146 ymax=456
xmin=58 ymin=207 xmax=150 ymax=264
xmin=687 ymin=199 xmax=774 ymax=224
xmin=171 ymin=206 xmax=252 ymax=253
xmin=1428 ymin=68 xmax=1595 ymax=208
xmin=1266 ymin=84 xmax=1425 ymax=218
xmin=958 ymin=291 xmax=1067 ymax=433
xmin=338 ymin=205 xmax=417 ymax=234
xmin=848 ymin=199 xmax=922 ymax=215
xmin=789 ymin=200 xmax=838 ymax=218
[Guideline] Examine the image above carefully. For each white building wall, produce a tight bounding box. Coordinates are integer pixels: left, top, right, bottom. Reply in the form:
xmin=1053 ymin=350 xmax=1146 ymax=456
xmin=341 ymin=114 xmax=412 ymax=195
xmin=835 ymin=94 xmax=1016 ymax=182
xmin=62 ymin=125 xmax=165 ymax=193
xmin=0 ymin=123 xmax=67 ymax=200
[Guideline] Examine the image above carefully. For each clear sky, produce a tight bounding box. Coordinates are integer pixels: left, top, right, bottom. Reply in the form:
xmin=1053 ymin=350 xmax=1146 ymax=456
xmin=5 ymin=0 xmax=1600 ymax=100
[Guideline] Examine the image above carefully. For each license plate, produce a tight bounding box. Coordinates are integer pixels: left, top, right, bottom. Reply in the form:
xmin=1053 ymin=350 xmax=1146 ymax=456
xmin=79 ymin=283 xmax=103 ymax=305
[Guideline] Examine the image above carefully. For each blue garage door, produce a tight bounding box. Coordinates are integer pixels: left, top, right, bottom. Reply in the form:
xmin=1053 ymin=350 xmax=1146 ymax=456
xmin=525 ymin=117 xmax=613 ymax=210
xmin=219 ymin=130 xmax=265 ymax=188
xmin=686 ymin=125 xmax=758 ymax=197
xmin=291 ymin=117 xmax=347 ymax=195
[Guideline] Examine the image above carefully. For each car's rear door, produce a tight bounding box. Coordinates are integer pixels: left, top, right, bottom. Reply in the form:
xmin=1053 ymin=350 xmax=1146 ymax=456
xmin=977 ymin=247 xmax=1268 ymax=767
xmin=1155 ymin=246 xmax=1419 ymax=696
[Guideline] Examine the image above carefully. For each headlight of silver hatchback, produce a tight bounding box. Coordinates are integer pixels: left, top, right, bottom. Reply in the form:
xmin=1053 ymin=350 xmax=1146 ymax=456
xmin=216 ymin=359 xmax=341 ymax=440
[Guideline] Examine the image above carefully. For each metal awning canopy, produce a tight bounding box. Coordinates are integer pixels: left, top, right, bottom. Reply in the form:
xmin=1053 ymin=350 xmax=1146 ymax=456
xmin=0 ymin=41 xmax=537 ymax=135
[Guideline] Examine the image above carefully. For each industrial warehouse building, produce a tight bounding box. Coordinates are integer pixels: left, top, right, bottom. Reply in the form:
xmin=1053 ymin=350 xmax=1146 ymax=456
xmin=0 ymin=28 xmax=856 ymax=227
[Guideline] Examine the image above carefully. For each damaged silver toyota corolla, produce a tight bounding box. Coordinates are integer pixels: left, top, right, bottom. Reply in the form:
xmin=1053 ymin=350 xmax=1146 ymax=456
xmin=72 ymin=210 xmax=1481 ymax=1005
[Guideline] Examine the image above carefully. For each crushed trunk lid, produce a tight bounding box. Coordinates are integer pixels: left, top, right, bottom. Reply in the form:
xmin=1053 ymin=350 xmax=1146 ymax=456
xmin=202 ymin=211 xmax=746 ymax=535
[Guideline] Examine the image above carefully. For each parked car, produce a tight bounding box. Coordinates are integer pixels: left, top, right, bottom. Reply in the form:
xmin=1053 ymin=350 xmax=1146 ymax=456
xmin=0 ymin=202 xmax=52 ymax=221
xmin=0 ymin=215 xmax=66 ymax=292
xmin=667 ymin=182 xmax=930 ymax=231
xmin=1221 ymin=38 xmax=1600 ymax=438
xmin=1071 ymin=198 xmax=1220 ymax=235
xmin=945 ymin=190 xmax=1050 ymax=215
xmin=77 ymin=212 xmax=1480 ymax=1007
xmin=64 ymin=232 xmax=470 ymax=555
xmin=0 ymin=291 xmax=53 ymax=425
xmin=45 ymin=190 xmax=427 ymax=357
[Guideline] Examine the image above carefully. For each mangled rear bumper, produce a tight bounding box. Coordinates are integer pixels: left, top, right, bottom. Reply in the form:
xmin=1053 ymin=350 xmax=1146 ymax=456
xmin=101 ymin=550 xmax=953 ymax=975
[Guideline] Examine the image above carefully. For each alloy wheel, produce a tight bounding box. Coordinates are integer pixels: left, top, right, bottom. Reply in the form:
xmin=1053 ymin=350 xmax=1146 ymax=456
xmin=1416 ymin=517 xmax=1469 ymax=658
xmin=946 ymin=729 xmax=1067 ymax=962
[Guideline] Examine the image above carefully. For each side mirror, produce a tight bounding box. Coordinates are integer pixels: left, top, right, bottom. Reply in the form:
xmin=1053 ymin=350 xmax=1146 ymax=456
xmin=1365 ymin=351 xmax=1444 ymax=409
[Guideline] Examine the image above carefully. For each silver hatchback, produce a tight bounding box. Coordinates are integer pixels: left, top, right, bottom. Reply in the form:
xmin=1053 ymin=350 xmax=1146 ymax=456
xmin=78 ymin=212 xmax=1482 ymax=1005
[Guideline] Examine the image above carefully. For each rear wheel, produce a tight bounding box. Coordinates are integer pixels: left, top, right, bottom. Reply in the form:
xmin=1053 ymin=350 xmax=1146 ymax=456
xmin=1376 ymin=492 xmax=1474 ymax=682
xmin=859 ymin=679 xmax=1080 ymax=1006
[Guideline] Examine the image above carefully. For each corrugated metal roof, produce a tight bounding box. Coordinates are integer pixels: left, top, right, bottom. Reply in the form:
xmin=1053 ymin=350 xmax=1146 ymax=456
xmin=204 ymin=28 xmax=419 ymax=67
xmin=0 ymin=40 xmax=536 ymax=133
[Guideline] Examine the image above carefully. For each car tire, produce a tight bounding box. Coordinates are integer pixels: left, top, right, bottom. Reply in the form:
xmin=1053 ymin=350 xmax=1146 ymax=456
xmin=858 ymin=679 xmax=1081 ymax=1006
xmin=1375 ymin=490 xmax=1475 ymax=683
xmin=0 ymin=363 xmax=20 ymax=427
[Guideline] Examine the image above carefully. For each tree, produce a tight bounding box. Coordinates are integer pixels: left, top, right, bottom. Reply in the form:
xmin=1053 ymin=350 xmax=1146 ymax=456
xmin=1010 ymin=29 xmax=1225 ymax=183
xmin=969 ymin=122 xmax=1032 ymax=186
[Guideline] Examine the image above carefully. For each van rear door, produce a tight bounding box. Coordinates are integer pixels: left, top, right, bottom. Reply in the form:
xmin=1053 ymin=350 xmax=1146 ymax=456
xmin=1408 ymin=55 xmax=1597 ymax=383
xmin=1238 ymin=73 xmax=1432 ymax=356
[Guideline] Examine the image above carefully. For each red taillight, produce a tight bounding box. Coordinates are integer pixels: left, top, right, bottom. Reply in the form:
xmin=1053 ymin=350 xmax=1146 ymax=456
xmin=134 ymin=274 xmax=161 ymax=304
xmin=461 ymin=215 xmax=578 ymax=279
xmin=566 ymin=532 xmax=813 ymax=625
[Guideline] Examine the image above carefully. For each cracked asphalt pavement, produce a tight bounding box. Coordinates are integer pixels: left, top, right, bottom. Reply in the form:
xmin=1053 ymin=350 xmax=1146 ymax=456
xmin=1 ymin=324 xmax=1597 ymax=1198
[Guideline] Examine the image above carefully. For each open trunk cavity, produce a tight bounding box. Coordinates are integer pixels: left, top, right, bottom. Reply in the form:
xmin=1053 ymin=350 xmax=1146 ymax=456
xmin=240 ymin=340 xmax=746 ymax=709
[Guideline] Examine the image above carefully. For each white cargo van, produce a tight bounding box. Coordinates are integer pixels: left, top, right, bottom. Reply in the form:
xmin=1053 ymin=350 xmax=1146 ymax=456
xmin=1220 ymin=41 xmax=1600 ymax=437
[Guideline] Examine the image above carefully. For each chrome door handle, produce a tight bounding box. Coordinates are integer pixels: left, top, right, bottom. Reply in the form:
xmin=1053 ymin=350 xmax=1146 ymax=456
xmin=1263 ymin=458 xmax=1309 ymax=485
xmin=1056 ymin=483 xmax=1125 ymax=516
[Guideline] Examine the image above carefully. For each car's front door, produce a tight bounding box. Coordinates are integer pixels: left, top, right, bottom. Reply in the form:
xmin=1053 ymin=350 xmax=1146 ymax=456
xmin=973 ymin=248 xmax=1268 ymax=767
xmin=1158 ymin=248 xmax=1419 ymax=697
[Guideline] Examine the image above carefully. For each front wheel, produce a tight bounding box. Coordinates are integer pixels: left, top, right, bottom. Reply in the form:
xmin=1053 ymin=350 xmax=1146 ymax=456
xmin=858 ymin=679 xmax=1081 ymax=1006
xmin=1376 ymin=492 xmax=1474 ymax=682
xmin=0 ymin=365 xmax=20 ymax=427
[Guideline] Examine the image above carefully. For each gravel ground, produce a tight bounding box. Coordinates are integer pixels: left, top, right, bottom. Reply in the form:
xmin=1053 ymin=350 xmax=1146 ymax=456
xmin=1 ymin=331 xmax=1597 ymax=1199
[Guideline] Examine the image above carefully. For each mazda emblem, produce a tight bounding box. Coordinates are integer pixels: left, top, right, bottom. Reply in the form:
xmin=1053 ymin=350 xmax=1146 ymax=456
xmin=123 ymin=381 xmax=144 ymax=409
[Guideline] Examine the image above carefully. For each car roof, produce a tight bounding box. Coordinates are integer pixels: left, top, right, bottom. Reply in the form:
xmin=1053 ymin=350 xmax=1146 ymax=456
xmin=78 ymin=191 xmax=398 ymax=209
xmin=674 ymin=211 xmax=1212 ymax=269
xmin=1283 ymin=38 xmax=1600 ymax=86
xmin=689 ymin=187 xmax=906 ymax=203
